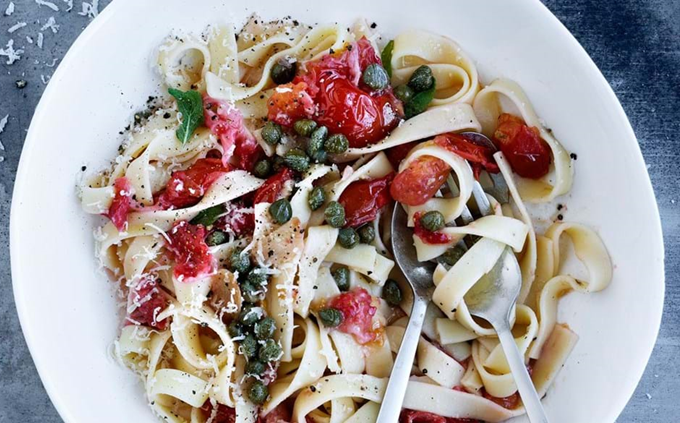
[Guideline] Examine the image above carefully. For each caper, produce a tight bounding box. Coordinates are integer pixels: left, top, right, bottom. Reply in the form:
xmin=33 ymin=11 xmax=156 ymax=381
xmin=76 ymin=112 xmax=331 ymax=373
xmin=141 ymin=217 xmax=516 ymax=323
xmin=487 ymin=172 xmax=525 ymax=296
xmin=206 ymin=230 xmax=228 ymax=246
xmin=240 ymin=281 xmax=261 ymax=303
xmin=248 ymin=380 xmax=269 ymax=405
xmin=240 ymin=334 xmax=258 ymax=358
xmin=408 ymin=65 xmax=435 ymax=92
xmin=420 ymin=211 xmax=445 ymax=232
xmin=261 ymin=121 xmax=283 ymax=145
xmin=332 ymin=266 xmax=350 ymax=291
xmin=394 ymin=85 xmax=415 ymax=103
xmin=258 ymin=339 xmax=283 ymax=362
xmin=309 ymin=148 xmax=328 ymax=164
xmin=318 ymin=308 xmax=343 ymax=328
xmin=358 ymin=225 xmax=376 ymax=244
xmin=246 ymin=269 xmax=269 ymax=287
xmin=270 ymin=59 xmax=297 ymax=85
xmin=253 ymin=159 xmax=271 ymax=178
xmin=338 ymin=227 xmax=359 ymax=249
xmin=294 ymin=119 xmax=318 ymax=137
xmin=284 ymin=148 xmax=311 ymax=172
xmin=239 ymin=305 xmax=260 ymax=327
xmin=438 ymin=246 xmax=466 ymax=267
xmin=228 ymin=321 xmax=244 ymax=338
xmin=382 ymin=279 xmax=403 ymax=306
xmin=272 ymin=156 xmax=285 ymax=172
xmin=246 ymin=360 xmax=266 ymax=376
xmin=229 ymin=248 xmax=251 ymax=274
xmin=324 ymin=134 xmax=349 ymax=154
xmin=308 ymin=186 xmax=327 ymax=211
xmin=324 ymin=201 xmax=346 ymax=228
xmin=362 ymin=63 xmax=389 ymax=90
xmin=269 ymin=198 xmax=292 ymax=224
xmin=255 ymin=317 xmax=277 ymax=340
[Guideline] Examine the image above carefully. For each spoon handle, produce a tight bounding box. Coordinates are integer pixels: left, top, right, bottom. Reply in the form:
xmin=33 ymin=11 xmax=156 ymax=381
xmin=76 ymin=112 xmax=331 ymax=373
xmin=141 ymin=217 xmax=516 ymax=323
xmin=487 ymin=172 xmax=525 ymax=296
xmin=497 ymin=326 xmax=550 ymax=423
xmin=376 ymin=296 xmax=429 ymax=423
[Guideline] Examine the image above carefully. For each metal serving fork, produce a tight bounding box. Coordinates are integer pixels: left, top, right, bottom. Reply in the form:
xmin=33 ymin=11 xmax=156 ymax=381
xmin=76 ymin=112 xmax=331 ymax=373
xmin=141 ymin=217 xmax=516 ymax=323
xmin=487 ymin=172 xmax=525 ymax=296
xmin=376 ymin=133 xmax=549 ymax=423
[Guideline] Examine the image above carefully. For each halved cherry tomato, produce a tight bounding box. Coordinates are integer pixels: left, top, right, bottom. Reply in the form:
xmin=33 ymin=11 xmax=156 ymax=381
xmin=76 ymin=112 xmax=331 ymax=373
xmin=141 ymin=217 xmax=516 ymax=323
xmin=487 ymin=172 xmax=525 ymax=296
xmin=413 ymin=211 xmax=452 ymax=245
xmin=338 ymin=174 xmax=393 ymax=228
xmin=156 ymin=158 xmax=232 ymax=210
xmin=268 ymin=38 xmax=402 ymax=148
xmin=400 ymin=410 xmax=482 ymax=423
xmin=200 ymin=400 xmax=236 ymax=423
xmin=390 ymin=156 xmax=450 ymax=206
xmin=105 ymin=177 xmax=134 ymax=231
xmin=126 ymin=275 xmax=169 ymax=330
xmin=205 ymin=95 xmax=263 ymax=170
xmin=167 ymin=221 xmax=214 ymax=281
xmin=253 ymin=167 xmax=295 ymax=204
xmin=492 ymin=113 xmax=551 ymax=179
xmin=267 ymin=81 xmax=316 ymax=127
xmin=329 ymin=287 xmax=378 ymax=344
xmin=434 ymin=133 xmax=500 ymax=179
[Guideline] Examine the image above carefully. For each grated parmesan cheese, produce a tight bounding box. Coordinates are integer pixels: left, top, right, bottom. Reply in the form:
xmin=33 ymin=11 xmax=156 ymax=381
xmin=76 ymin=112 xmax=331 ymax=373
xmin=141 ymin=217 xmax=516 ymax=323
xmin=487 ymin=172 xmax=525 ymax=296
xmin=8 ymin=22 xmax=27 ymax=34
xmin=5 ymin=2 xmax=14 ymax=16
xmin=35 ymin=0 xmax=60 ymax=11
xmin=0 ymin=40 xmax=23 ymax=64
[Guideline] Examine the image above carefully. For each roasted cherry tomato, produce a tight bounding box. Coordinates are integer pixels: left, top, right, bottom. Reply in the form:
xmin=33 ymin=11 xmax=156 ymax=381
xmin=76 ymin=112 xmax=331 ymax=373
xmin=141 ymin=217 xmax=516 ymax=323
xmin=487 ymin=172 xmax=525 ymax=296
xmin=328 ymin=287 xmax=378 ymax=344
xmin=413 ymin=211 xmax=452 ymax=245
xmin=126 ymin=275 xmax=169 ymax=330
xmin=268 ymin=38 xmax=402 ymax=148
xmin=156 ymin=158 xmax=232 ymax=210
xmin=390 ymin=156 xmax=450 ymax=206
xmin=200 ymin=400 xmax=236 ymax=423
xmin=105 ymin=177 xmax=134 ymax=231
xmin=167 ymin=221 xmax=214 ymax=281
xmin=492 ymin=113 xmax=551 ymax=179
xmin=205 ymin=95 xmax=263 ymax=171
xmin=338 ymin=174 xmax=393 ymax=228
xmin=386 ymin=141 xmax=418 ymax=169
xmin=400 ymin=410 xmax=482 ymax=423
xmin=253 ymin=167 xmax=295 ymax=204
xmin=434 ymin=133 xmax=500 ymax=179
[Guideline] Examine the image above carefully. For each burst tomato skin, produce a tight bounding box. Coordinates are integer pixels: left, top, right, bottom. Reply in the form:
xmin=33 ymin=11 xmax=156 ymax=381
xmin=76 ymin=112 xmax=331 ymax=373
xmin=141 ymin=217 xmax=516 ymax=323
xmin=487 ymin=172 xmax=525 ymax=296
xmin=413 ymin=211 xmax=452 ymax=245
xmin=434 ymin=133 xmax=500 ymax=179
xmin=167 ymin=221 xmax=214 ymax=281
xmin=106 ymin=177 xmax=134 ymax=231
xmin=390 ymin=156 xmax=450 ymax=206
xmin=329 ymin=287 xmax=378 ymax=344
xmin=156 ymin=158 xmax=232 ymax=210
xmin=204 ymin=95 xmax=262 ymax=170
xmin=400 ymin=410 xmax=481 ymax=423
xmin=267 ymin=82 xmax=316 ymax=127
xmin=253 ymin=168 xmax=296 ymax=204
xmin=126 ymin=275 xmax=168 ymax=330
xmin=492 ymin=113 xmax=551 ymax=179
xmin=338 ymin=174 xmax=393 ymax=228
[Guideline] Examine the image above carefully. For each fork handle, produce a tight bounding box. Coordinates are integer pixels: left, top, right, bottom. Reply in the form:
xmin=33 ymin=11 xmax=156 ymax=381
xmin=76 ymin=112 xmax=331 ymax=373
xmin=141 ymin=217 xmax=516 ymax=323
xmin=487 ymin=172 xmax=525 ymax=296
xmin=497 ymin=326 xmax=550 ymax=423
xmin=376 ymin=296 xmax=429 ymax=423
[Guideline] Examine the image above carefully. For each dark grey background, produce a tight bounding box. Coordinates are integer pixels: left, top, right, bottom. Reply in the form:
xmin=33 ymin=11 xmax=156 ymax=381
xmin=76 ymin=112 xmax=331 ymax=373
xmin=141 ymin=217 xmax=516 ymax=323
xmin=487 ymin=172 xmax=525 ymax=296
xmin=0 ymin=0 xmax=677 ymax=421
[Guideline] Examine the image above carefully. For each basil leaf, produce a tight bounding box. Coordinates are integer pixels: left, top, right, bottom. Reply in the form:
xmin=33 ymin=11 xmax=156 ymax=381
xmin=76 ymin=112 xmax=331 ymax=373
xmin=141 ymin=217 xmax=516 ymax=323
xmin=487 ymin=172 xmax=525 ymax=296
xmin=404 ymin=82 xmax=436 ymax=119
xmin=381 ymin=40 xmax=394 ymax=78
xmin=168 ymin=88 xmax=205 ymax=144
xmin=190 ymin=204 xmax=225 ymax=227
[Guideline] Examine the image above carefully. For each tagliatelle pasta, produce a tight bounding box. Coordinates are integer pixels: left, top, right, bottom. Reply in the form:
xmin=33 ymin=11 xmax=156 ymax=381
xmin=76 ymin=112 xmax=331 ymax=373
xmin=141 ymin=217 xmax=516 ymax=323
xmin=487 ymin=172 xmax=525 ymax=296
xmin=80 ymin=14 xmax=613 ymax=423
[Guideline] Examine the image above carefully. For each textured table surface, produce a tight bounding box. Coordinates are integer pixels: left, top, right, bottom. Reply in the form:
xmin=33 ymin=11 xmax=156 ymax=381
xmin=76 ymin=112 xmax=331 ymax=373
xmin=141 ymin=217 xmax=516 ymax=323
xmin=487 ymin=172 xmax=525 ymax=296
xmin=0 ymin=1 xmax=677 ymax=422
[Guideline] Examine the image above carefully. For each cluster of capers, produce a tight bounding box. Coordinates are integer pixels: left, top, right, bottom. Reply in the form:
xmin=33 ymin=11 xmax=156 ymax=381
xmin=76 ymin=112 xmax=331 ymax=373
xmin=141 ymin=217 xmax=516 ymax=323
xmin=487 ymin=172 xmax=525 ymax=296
xmin=226 ymin=248 xmax=281 ymax=405
xmin=393 ymin=65 xmax=436 ymax=118
xmin=321 ymin=202 xmax=376 ymax=249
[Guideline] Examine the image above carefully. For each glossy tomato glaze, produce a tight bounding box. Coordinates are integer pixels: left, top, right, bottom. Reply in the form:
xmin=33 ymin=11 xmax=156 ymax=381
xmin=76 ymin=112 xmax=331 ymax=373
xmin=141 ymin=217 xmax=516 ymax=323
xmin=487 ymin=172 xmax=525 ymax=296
xmin=253 ymin=168 xmax=296 ymax=204
xmin=434 ymin=133 xmax=499 ymax=179
xmin=391 ymin=156 xmax=451 ymax=206
xmin=492 ymin=113 xmax=551 ymax=179
xmin=338 ymin=173 xmax=393 ymax=227
xmin=268 ymin=38 xmax=403 ymax=148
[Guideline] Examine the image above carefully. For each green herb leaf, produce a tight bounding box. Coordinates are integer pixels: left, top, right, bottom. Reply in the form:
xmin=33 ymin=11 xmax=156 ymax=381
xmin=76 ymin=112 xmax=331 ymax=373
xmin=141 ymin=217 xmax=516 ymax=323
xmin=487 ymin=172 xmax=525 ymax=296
xmin=404 ymin=83 xmax=436 ymax=119
xmin=381 ymin=40 xmax=394 ymax=78
xmin=190 ymin=204 xmax=224 ymax=227
xmin=168 ymin=88 xmax=204 ymax=144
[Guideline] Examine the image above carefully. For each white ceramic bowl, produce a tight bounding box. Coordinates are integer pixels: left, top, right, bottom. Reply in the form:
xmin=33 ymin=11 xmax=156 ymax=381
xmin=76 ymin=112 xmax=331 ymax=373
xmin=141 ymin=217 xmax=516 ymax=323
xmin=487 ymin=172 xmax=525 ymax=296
xmin=11 ymin=0 xmax=664 ymax=422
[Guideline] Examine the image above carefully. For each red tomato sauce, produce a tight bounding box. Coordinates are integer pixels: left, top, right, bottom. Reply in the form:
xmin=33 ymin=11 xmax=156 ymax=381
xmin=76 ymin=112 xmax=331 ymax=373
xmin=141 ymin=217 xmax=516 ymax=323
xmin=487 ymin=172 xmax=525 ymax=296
xmin=105 ymin=177 xmax=134 ymax=231
xmin=329 ymin=287 xmax=378 ymax=344
xmin=492 ymin=113 xmax=551 ymax=179
xmin=167 ymin=221 xmax=214 ymax=281
xmin=413 ymin=211 xmax=452 ymax=245
xmin=338 ymin=173 xmax=393 ymax=228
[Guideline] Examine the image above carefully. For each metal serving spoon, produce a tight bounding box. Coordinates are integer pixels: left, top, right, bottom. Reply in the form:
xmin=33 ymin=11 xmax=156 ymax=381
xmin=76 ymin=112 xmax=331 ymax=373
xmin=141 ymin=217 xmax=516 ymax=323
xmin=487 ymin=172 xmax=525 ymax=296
xmin=376 ymin=133 xmax=549 ymax=423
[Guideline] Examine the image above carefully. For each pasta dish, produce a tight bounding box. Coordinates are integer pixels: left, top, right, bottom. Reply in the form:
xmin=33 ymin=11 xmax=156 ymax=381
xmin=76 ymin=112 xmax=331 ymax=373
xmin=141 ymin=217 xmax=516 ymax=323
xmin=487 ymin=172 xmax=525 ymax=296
xmin=78 ymin=15 xmax=613 ymax=423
